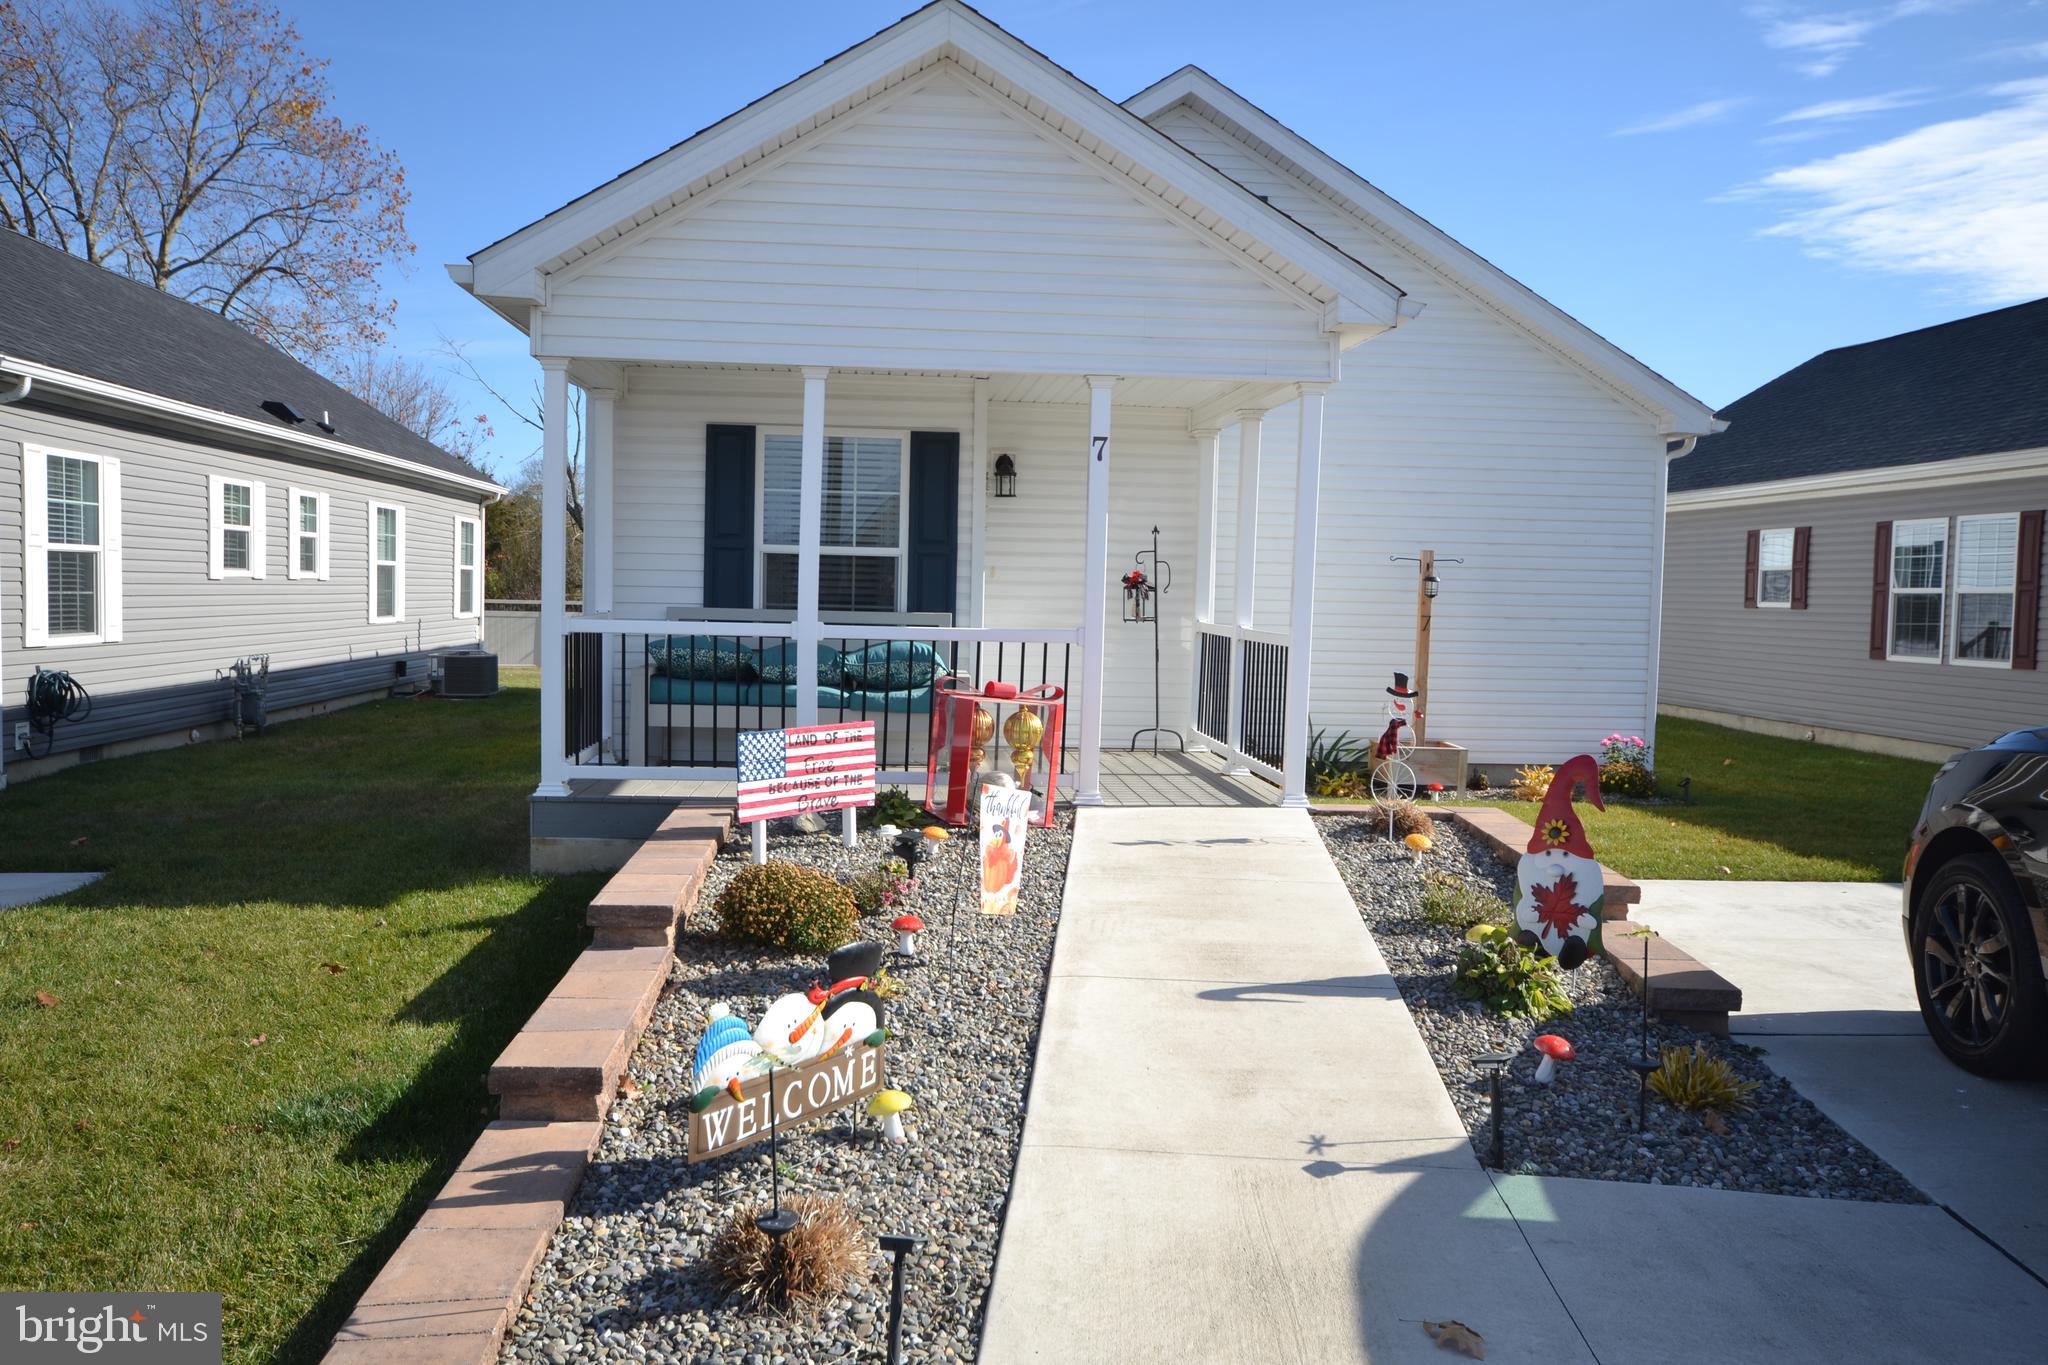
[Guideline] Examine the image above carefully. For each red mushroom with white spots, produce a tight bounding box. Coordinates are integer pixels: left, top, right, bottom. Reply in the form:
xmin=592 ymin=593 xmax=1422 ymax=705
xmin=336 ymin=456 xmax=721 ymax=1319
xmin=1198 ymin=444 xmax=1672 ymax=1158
xmin=1531 ymin=1034 xmax=1576 ymax=1084
xmin=892 ymin=913 xmax=924 ymax=956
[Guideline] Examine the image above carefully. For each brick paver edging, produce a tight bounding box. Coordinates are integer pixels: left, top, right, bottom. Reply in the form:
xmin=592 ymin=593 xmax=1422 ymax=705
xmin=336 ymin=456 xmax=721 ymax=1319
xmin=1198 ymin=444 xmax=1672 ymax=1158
xmin=321 ymin=808 xmax=732 ymax=1365
xmin=1313 ymin=803 xmax=1740 ymax=1032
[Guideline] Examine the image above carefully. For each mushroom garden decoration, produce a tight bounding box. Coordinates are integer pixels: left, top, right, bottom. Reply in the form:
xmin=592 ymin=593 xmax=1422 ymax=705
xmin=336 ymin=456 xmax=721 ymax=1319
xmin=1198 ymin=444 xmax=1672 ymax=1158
xmin=1532 ymin=1034 xmax=1576 ymax=1084
xmin=892 ymin=914 xmax=924 ymax=957
xmin=868 ymin=1089 xmax=914 ymax=1144
xmin=1404 ymin=832 xmax=1433 ymax=865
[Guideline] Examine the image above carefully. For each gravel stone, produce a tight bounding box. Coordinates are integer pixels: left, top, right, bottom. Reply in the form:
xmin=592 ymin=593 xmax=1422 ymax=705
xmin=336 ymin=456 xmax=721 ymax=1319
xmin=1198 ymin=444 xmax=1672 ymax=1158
xmin=1316 ymin=813 xmax=1924 ymax=1204
xmin=500 ymin=810 xmax=1074 ymax=1365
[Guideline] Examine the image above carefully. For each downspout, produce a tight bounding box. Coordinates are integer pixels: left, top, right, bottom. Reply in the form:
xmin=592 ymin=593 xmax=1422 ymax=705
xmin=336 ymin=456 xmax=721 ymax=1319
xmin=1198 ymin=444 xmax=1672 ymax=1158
xmin=1643 ymin=434 xmax=1701 ymax=758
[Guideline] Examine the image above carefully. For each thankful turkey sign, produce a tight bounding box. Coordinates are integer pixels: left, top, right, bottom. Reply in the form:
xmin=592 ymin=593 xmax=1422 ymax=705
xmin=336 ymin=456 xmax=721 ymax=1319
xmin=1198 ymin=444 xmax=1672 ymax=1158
xmin=979 ymin=782 xmax=1032 ymax=915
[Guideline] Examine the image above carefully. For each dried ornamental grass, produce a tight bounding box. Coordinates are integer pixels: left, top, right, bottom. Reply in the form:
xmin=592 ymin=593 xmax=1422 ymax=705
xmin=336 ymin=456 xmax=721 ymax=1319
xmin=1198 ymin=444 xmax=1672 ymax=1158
xmin=1512 ymin=763 xmax=1555 ymax=801
xmin=708 ymin=1195 xmax=866 ymax=1311
xmin=1380 ymin=799 xmax=1436 ymax=840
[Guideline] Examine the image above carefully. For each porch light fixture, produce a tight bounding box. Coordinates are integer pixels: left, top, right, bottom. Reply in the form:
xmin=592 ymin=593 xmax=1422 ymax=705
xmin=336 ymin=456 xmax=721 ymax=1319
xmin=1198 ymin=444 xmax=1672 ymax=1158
xmin=991 ymin=453 xmax=1017 ymax=498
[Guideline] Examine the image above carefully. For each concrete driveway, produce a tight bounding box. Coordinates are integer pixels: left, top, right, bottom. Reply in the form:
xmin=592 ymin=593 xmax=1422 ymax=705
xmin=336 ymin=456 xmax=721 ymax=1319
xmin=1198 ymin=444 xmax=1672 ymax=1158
xmin=1636 ymin=879 xmax=2048 ymax=1282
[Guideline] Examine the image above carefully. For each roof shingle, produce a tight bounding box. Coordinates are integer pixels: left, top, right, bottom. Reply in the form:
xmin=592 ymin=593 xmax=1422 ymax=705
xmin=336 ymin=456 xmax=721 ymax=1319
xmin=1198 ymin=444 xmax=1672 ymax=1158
xmin=0 ymin=228 xmax=488 ymax=484
xmin=1671 ymin=297 xmax=2048 ymax=493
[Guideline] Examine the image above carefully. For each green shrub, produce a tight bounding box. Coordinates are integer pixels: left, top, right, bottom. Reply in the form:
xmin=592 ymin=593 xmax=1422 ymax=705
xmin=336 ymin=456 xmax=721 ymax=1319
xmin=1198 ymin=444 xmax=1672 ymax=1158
xmin=1308 ymin=724 xmax=1364 ymax=785
xmin=845 ymin=857 xmax=912 ymax=915
xmin=862 ymin=787 xmax=925 ymax=830
xmin=1420 ymin=870 xmax=1510 ymax=932
xmin=1648 ymin=1042 xmax=1760 ymax=1112
xmin=1600 ymin=760 xmax=1658 ymax=799
xmin=1316 ymin=770 xmax=1369 ymax=800
xmin=1467 ymin=769 xmax=1492 ymax=791
xmin=715 ymin=861 xmax=860 ymax=953
xmin=1453 ymin=924 xmax=1573 ymax=1018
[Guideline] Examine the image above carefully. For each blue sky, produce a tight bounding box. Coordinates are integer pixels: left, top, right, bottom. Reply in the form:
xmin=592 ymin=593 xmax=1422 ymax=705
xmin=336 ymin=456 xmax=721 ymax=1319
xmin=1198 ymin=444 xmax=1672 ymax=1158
xmin=291 ymin=1 xmax=2048 ymax=479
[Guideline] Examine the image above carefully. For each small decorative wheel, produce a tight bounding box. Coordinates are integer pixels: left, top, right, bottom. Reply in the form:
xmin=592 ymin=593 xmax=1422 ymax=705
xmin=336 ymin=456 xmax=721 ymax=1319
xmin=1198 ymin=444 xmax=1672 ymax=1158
xmin=1912 ymin=851 xmax=2048 ymax=1076
xmin=1371 ymin=756 xmax=1415 ymax=805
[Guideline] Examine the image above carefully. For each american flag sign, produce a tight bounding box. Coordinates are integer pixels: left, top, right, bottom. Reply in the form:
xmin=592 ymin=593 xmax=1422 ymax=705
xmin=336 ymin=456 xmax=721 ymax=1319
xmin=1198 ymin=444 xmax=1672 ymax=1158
xmin=736 ymin=722 xmax=878 ymax=823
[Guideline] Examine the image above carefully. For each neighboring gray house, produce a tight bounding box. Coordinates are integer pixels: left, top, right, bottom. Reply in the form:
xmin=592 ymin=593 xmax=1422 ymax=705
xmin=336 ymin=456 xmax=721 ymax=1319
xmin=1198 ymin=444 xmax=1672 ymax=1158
xmin=1661 ymin=298 xmax=2048 ymax=760
xmin=0 ymin=228 xmax=502 ymax=784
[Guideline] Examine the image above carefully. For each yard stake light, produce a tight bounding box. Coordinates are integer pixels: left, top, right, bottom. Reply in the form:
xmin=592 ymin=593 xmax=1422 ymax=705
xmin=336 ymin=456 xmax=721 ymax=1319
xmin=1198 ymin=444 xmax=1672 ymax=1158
xmin=879 ymin=1232 xmax=925 ymax=1365
xmin=755 ymin=1064 xmax=798 ymax=1304
xmin=1473 ymin=1052 xmax=1511 ymax=1170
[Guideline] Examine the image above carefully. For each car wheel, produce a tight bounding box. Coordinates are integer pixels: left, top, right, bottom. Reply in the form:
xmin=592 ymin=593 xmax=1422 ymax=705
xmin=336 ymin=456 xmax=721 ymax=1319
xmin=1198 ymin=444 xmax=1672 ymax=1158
xmin=1911 ymin=851 xmax=2048 ymax=1077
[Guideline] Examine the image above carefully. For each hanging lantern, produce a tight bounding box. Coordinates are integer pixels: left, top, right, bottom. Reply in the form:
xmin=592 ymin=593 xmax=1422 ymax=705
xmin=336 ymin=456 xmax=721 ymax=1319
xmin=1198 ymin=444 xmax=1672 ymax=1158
xmin=1422 ymin=570 xmax=1440 ymax=599
xmin=1122 ymin=568 xmax=1154 ymax=623
xmin=991 ymin=453 xmax=1018 ymax=499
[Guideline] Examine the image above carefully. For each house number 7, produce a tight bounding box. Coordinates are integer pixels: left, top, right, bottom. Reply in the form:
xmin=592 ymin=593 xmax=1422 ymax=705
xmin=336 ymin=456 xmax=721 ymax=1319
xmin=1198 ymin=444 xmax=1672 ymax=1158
xmin=1092 ymin=435 xmax=1108 ymax=462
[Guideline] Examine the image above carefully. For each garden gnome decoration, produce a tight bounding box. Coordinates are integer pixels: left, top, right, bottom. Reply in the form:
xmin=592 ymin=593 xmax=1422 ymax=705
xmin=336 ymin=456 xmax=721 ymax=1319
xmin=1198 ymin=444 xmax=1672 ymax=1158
xmin=1513 ymin=754 xmax=1606 ymax=969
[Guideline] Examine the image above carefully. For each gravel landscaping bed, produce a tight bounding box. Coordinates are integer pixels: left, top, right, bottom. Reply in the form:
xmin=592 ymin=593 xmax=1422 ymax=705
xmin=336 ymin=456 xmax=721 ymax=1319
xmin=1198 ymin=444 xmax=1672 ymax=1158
xmin=1317 ymin=814 xmax=1923 ymax=1204
xmin=502 ymin=811 xmax=1073 ymax=1365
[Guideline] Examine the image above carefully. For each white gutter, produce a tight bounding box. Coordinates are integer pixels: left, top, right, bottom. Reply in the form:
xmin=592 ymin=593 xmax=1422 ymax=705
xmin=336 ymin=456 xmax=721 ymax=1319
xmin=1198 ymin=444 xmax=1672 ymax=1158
xmin=0 ymin=354 xmax=505 ymax=498
xmin=1668 ymin=444 xmax=2048 ymax=512
xmin=0 ymin=372 xmax=29 ymax=404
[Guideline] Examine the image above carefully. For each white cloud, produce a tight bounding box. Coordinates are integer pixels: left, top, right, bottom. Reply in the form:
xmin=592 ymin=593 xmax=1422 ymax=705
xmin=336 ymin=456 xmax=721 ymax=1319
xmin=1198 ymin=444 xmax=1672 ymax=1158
xmin=1973 ymin=39 xmax=2048 ymax=63
xmin=1775 ymin=88 xmax=1935 ymax=122
xmin=1748 ymin=76 xmax=2048 ymax=301
xmin=1749 ymin=1 xmax=1956 ymax=77
xmin=1614 ymin=97 xmax=1753 ymax=136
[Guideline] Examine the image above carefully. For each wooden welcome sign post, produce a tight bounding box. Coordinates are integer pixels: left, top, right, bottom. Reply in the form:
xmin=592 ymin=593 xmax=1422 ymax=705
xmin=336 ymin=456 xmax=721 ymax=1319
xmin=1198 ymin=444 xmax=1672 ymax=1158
xmin=688 ymin=1040 xmax=887 ymax=1163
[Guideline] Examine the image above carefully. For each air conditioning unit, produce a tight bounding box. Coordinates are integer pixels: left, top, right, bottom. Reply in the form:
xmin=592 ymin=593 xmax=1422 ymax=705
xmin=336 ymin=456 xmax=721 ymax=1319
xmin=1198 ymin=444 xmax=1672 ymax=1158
xmin=437 ymin=649 xmax=499 ymax=699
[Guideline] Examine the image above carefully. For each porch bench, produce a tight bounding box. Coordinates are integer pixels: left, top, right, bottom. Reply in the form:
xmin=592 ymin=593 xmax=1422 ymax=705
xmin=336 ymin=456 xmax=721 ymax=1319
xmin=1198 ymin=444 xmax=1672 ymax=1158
xmin=645 ymin=675 xmax=934 ymax=713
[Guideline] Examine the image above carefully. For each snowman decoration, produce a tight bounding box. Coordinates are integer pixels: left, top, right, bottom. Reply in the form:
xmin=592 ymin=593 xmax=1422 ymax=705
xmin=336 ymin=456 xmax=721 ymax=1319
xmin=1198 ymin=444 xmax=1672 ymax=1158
xmin=1369 ymin=671 xmax=1421 ymax=805
xmin=1514 ymin=754 xmax=1607 ymax=970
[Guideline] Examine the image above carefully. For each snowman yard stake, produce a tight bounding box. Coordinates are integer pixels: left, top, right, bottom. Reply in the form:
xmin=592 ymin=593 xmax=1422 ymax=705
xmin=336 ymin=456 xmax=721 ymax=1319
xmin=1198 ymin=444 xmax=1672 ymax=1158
xmin=1513 ymin=754 xmax=1606 ymax=970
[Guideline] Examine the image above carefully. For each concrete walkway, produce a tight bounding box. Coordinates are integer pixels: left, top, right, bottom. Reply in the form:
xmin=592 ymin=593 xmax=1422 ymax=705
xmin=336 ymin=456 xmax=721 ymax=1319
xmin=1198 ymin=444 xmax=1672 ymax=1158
xmin=1636 ymin=879 xmax=2048 ymax=1281
xmin=982 ymin=812 xmax=2048 ymax=1363
xmin=0 ymin=871 xmax=101 ymax=909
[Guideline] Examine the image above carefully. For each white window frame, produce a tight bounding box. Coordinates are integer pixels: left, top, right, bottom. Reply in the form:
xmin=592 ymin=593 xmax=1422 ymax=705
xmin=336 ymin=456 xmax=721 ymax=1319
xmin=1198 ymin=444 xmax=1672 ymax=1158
xmin=22 ymin=444 xmax=122 ymax=646
xmin=1887 ymin=517 xmax=1949 ymax=665
xmin=1757 ymin=527 xmax=1795 ymax=608
xmin=287 ymin=487 xmax=331 ymax=582
xmin=1949 ymin=512 xmax=2020 ymax=669
xmin=754 ymin=427 xmax=910 ymax=614
xmin=368 ymin=501 xmax=406 ymax=623
xmin=206 ymin=474 xmax=266 ymax=580
xmin=454 ymin=515 xmax=481 ymax=619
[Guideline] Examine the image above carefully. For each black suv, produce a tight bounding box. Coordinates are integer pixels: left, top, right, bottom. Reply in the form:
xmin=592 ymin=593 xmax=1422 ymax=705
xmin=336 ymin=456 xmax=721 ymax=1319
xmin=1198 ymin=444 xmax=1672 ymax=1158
xmin=1904 ymin=727 xmax=2048 ymax=1076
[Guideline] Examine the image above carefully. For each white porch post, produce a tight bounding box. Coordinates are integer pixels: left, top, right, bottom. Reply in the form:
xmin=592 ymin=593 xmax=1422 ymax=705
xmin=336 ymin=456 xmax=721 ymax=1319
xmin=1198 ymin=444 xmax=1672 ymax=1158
xmin=795 ymin=367 xmax=829 ymax=728
xmin=537 ymin=357 xmax=571 ymax=796
xmin=586 ymin=386 xmax=617 ymax=751
xmin=1189 ymin=427 xmax=1220 ymax=751
xmin=1074 ymin=375 xmax=1117 ymax=806
xmin=969 ymin=376 xmax=990 ymax=626
xmin=1279 ymin=383 xmax=1328 ymax=807
xmin=1226 ymin=411 xmax=1263 ymax=773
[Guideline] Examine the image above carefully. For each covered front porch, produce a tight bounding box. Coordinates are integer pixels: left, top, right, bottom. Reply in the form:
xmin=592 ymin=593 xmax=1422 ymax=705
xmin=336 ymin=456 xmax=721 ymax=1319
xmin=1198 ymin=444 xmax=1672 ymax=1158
xmin=530 ymin=363 xmax=1335 ymax=852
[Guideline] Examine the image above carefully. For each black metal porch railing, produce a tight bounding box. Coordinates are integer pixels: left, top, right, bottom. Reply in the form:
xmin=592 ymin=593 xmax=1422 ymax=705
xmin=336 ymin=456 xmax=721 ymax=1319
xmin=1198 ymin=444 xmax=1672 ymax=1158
xmin=1237 ymin=638 xmax=1288 ymax=769
xmin=1194 ymin=629 xmax=1231 ymax=743
xmin=563 ymin=630 xmax=1077 ymax=776
xmin=563 ymin=629 xmax=605 ymax=760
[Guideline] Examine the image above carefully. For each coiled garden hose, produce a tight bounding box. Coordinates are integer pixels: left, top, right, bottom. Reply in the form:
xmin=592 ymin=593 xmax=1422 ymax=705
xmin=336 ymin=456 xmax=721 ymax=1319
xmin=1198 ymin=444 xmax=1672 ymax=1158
xmin=23 ymin=667 xmax=92 ymax=759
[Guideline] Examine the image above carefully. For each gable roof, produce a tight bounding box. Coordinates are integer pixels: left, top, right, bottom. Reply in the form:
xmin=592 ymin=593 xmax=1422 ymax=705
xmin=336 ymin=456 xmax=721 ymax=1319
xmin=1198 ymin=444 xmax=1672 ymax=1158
xmin=457 ymin=0 xmax=1408 ymax=345
xmin=0 ymin=228 xmax=496 ymax=491
xmin=1670 ymin=298 xmax=2048 ymax=494
xmin=1124 ymin=66 xmax=1720 ymax=437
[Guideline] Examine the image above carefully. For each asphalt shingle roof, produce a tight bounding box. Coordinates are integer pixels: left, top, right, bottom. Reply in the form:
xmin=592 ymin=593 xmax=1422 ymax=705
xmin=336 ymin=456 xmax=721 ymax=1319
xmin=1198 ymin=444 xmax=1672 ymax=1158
xmin=1671 ymin=297 xmax=2048 ymax=493
xmin=0 ymin=228 xmax=487 ymax=484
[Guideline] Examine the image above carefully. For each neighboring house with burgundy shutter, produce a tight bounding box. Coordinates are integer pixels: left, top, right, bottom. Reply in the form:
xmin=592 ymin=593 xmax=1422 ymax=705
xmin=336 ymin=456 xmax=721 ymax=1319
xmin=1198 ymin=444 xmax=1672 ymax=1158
xmin=1660 ymin=298 xmax=2048 ymax=760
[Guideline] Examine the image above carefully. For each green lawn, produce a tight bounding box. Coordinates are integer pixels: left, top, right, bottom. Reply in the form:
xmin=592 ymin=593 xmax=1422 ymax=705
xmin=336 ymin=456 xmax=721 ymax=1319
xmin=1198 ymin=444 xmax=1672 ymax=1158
xmin=1480 ymin=716 xmax=1936 ymax=881
xmin=0 ymin=669 xmax=599 ymax=1364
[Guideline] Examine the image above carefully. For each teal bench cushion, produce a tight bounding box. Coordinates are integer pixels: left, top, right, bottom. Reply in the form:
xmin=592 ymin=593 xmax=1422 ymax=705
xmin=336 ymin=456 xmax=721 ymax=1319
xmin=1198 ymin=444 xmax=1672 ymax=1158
xmin=647 ymin=635 xmax=757 ymax=681
xmin=840 ymin=639 xmax=943 ymax=691
xmin=753 ymin=640 xmax=845 ymax=686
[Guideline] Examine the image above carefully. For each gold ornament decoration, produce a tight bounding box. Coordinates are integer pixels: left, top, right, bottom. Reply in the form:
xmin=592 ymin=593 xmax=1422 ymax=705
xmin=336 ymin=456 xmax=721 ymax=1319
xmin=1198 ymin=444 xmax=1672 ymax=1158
xmin=1003 ymin=707 xmax=1045 ymax=788
xmin=971 ymin=706 xmax=997 ymax=744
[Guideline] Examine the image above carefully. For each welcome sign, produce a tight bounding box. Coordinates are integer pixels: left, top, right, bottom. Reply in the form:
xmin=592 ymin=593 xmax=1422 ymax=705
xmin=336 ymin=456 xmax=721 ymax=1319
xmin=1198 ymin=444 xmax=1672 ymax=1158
xmin=687 ymin=1041 xmax=886 ymax=1163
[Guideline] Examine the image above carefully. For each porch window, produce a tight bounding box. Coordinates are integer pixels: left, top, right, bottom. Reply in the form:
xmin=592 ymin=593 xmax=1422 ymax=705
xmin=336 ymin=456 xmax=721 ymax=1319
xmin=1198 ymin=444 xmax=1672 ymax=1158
xmin=1888 ymin=517 xmax=1947 ymax=661
xmin=758 ymin=432 xmax=904 ymax=612
xmin=1952 ymin=513 xmax=2018 ymax=666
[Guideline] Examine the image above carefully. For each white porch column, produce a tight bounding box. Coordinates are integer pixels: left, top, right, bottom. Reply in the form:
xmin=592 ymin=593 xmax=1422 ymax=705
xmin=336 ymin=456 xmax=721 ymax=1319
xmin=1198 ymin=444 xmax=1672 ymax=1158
xmin=586 ymin=387 xmax=617 ymax=750
xmin=1279 ymin=383 xmax=1329 ymax=807
xmin=537 ymin=356 xmax=571 ymax=796
xmin=1189 ymin=427 xmax=1220 ymax=752
xmin=969 ymin=376 xmax=990 ymax=625
xmin=795 ymin=366 xmax=829 ymax=727
xmin=1192 ymin=428 xmax=1219 ymax=621
xmin=1225 ymin=410 xmax=1264 ymax=772
xmin=1074 ymin=375 xmax=1117 ymax=806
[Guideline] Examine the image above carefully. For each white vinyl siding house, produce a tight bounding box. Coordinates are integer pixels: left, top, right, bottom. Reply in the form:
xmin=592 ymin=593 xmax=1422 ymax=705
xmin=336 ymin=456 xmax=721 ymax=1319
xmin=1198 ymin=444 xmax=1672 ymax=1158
xmin=455 ymin=1 xmax=1715 ymax=856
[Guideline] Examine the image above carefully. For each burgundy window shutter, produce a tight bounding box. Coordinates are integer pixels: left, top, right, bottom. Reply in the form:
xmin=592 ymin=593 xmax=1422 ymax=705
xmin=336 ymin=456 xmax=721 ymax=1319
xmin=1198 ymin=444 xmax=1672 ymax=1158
xmin=1870 ymin=521 xmax=1892 ymax=659
xmin=1791 ymin=527 xmax=1812 ymax=609
xmin=2015 ymin=510 xmax=2044 ymax=670
xmin=1743 ymin=529 xmax=1760 ymax=609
